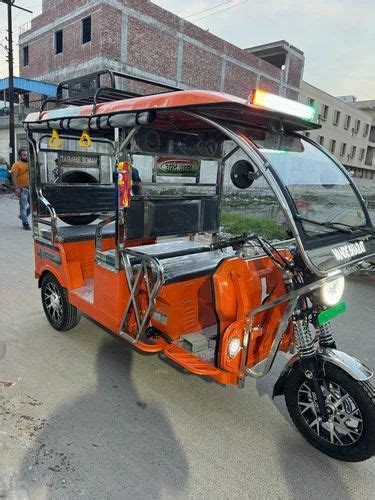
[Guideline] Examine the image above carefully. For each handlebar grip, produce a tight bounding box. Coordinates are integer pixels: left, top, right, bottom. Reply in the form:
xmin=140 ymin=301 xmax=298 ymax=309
xmin=210 ymin=235 xmax=250 ymax=251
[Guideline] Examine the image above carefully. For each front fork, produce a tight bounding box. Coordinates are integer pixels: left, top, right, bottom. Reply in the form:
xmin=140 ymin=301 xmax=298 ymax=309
xmin=285 ymin=265 xmax=336 ymax=422
xmin=293 ymin=314 xmax=337 ymax=422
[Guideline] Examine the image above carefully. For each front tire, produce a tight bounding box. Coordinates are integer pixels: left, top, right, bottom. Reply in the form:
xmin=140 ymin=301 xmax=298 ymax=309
xmin=284 ymin=361 xmax=375 ymax=462
xmin=41 ymin=273 xmax=81 ymax=332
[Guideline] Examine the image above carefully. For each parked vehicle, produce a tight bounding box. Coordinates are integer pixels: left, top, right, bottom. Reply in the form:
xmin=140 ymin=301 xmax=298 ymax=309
xmin=25 ymin=71 xmax=375 ymax=461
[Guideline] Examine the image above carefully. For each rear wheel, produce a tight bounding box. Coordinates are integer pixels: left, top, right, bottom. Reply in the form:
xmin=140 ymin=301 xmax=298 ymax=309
xmin=41 ymin=273 xmax=81 ymax=332
xmin=285 ymin=362 xmax=375 ymax=462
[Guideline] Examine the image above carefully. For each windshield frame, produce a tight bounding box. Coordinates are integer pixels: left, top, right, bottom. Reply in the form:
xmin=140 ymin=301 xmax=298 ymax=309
xmin=256 ymin=131 xmax=373 ymax=248
xmin=190 ymin=112 xmax=375 ymax=276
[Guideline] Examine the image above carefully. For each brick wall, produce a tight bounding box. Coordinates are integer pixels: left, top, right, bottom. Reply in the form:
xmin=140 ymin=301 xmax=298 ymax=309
xmin=20 ymin=0 xmax=304 ymax=99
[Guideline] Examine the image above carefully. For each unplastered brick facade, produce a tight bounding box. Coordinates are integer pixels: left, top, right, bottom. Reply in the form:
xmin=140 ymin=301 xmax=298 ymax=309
xmin=19 ymin=0 xmax=304 ymax=100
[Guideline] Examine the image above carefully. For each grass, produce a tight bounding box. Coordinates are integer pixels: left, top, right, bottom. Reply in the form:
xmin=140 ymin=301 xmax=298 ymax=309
xmin=221 ymin=211 xmax=287 ymax=239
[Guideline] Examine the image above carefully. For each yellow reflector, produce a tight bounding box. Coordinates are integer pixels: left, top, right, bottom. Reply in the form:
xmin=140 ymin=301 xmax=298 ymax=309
xmin=250 ymin=89 xmax=316 ymax=121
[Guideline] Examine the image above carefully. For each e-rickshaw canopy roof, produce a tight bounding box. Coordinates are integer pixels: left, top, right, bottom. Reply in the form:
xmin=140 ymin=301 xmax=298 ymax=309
xmin=24 ymin=89 xmax=321 ymax=134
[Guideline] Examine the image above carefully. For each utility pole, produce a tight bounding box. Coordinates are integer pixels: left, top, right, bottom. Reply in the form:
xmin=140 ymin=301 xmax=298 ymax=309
xmin=1 ymin=0 xmax=32 ymax=165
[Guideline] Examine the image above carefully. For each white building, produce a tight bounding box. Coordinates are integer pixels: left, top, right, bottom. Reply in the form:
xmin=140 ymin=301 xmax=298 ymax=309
xmin=299 ymin=82 xmax=373 ymax=179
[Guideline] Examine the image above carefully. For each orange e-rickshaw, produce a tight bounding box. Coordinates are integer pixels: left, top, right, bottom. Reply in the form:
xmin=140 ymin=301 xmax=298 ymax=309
xmin=25 ymin=70 xmax=375 ymax=462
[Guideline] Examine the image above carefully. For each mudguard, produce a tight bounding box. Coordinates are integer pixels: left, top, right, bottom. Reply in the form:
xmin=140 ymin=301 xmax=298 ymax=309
xmin=273 ymin=348 xmax=373 ymax=398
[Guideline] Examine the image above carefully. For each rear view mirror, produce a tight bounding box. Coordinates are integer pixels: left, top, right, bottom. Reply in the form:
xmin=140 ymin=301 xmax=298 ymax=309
xmin=230 ymin=160 xmax=256 ymax=189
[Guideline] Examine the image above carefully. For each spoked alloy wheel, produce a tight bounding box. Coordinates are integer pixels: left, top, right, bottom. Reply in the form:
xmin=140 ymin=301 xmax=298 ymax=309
xmin=41 ymin=273 xmax=81 ymax=332
xmin=44 ymin=281 xmax=64 ymax=325
xmin=285 ymin=362 xmax=375 ymax=462
xmin=298 ymin=379 xmax=363 ymax=446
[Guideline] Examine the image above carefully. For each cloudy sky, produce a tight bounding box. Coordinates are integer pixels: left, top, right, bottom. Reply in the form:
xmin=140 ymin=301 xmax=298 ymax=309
xmin=0 ymin=0 xmax=374 ymax=100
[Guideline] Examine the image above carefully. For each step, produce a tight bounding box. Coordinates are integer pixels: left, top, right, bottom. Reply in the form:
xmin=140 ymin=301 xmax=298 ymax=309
xmin=163 ymin=343 xmax=222 ymax=376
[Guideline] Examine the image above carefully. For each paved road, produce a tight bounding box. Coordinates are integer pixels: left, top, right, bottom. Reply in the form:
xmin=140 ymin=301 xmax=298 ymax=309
xmin=0 ymin=194 xmax=374 ymax=500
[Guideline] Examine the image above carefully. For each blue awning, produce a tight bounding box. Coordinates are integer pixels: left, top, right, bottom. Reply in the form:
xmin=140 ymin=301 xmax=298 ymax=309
xmin=0 ymin=77 xmax=56 ymax=97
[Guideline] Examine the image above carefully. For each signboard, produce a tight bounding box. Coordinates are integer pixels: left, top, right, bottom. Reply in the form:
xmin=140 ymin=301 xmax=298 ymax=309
xmin=67 ymin=74 xmax=99 ymax=98
xmin=156 ymin=157 xmax=200 ymax=178
xmin=58 ymin=152 xmax=99 ymax=169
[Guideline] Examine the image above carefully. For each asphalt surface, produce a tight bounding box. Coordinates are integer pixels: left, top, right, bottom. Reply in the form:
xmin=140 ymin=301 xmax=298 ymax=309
xmin=0 ymin=194 xmax=374 ymax=500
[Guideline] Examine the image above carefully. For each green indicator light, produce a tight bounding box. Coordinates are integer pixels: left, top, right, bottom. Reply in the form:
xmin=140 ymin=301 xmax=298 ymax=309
xmin=317 ymin=301 xmax=347 ymax=326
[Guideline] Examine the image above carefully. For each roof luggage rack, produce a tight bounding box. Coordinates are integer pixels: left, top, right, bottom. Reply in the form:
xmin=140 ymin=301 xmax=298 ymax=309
xmin=40 ymin=69 xmax=182 ymax=112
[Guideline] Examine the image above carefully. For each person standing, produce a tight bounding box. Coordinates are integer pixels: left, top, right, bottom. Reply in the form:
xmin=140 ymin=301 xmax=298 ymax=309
xmin=11 ymin=148 xmax=31 ymax=230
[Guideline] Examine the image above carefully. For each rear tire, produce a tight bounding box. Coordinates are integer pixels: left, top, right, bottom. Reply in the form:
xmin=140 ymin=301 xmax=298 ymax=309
xmin=41 ymin=273 xmax=81 ymax=332
xmin=59 ymin=214 xmax=98 ymax=225
xmin=58 ymin=170 xmax=98 ymax=226
xmin=284 ymin=361 xmax=375 ymax=462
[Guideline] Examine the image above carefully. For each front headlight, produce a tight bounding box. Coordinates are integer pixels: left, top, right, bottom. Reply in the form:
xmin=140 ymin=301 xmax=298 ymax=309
xmin=228 ymin=337 xmax=242 ymax=358
xmin=320 ymin=276 xmax=345 ymax=306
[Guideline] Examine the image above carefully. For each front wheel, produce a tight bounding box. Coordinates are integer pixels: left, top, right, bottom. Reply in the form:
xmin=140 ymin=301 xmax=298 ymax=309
xmin=41 ymin=273 xmax=81 ymax=332
xmin=284 ymin=362 xmax=375 ymax=462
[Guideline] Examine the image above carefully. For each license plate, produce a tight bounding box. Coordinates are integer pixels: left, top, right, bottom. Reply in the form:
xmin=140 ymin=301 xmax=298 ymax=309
xmin=317 ymin=301 xmax=346 ymax=326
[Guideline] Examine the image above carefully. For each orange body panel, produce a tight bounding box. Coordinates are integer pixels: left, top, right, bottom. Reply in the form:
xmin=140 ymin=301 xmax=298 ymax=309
xmin=213 ymin=255 xmax=294 ymax=375
xmin=35 ymin=236 xmax=294 ymax=386
xmin=151 ymin=276 xmax=216 ymax=340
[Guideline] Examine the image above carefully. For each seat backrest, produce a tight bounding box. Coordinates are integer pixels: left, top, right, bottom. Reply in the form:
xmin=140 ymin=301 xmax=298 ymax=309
xmin=126 ymin=197 xmax=219 ymax=239
xmin=40 ymin=185 xmax=219 ymax=238
xmin=41 ymin=184 xmax=115 ymax=214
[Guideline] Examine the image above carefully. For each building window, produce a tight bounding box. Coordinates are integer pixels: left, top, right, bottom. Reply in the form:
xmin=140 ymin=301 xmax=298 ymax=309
xmin=22 ymin=45 xmax=29 ymax=67
xmin=330 ymin=139 xmax=336 ymax=153
xmin=55 ymin=29 xmax=63 ymax=54
xmin=82 ymin=16 xmax=91 ymax=44
xmin=340 ymin=143 xmax=347 ymax=157
xmin=308 ymin=97 xmax=315 ymax=107
xmin=354 ymin=119 xmax=360 ymax=133
xmin=363 ymin=124 xmax=370 ymax=137
xmin=344 ymin=114 xmax=351 ymax=129
xmin=321 ymin=104 xmax=329 ymax=120
xmin=333 ymin=110 xmax=341 ymax=126
xmin=350 ymin=145 xmax=357 ymax=159
xmin=318 ymin=135 xmax=324 ymax=146
xmin=359 ymin=148 xmax=365 ymax=161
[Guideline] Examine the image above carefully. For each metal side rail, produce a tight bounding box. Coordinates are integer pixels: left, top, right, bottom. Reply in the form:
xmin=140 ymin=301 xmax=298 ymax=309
xmin=241 ymin=273 xmax=346 ymax=379
xmin=119 ymin=248 xmax=164 ymax=344
xmin=95 ymin=214 xmax=116 ymax=265
xmin=35 ymin=187 xmax=58 ymax=242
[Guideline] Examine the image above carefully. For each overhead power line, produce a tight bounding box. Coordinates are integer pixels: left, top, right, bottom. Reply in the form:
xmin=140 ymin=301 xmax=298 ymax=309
xmin=191 ymin=0 xmax=250 ymax=22
xmin=185 ymin=1 xmax=232 ymax=20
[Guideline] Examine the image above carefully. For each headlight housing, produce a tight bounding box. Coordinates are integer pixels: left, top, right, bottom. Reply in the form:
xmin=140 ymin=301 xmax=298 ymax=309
xmin=320 ymin=276 xmax=345 ymax=306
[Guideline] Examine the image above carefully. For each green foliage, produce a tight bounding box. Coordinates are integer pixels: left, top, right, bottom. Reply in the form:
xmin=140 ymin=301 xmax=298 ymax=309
xmin=221 ymin=211 xmax=287 ymax=239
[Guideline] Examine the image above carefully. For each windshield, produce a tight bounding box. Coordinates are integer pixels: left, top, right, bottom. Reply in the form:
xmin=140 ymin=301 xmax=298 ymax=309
xmin=251 ymin=133 xmax=367 ymax=237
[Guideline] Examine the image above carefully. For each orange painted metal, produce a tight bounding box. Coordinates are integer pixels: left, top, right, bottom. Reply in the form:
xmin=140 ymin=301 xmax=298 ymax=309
xmin=25 ymin=90 xmax=248 ymax=124
xmin=151 ymin=275 xmax=216 ymax=340
xmin=163 ymin=344 xmax=237 ymax=385
xmin=212 ymin=254 xmax=294 ymax=376
xmin=35 ymin=231 xmax=294 ymax=386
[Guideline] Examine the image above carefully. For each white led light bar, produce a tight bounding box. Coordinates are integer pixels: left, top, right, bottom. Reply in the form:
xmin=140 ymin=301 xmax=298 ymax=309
xmin=250 ymin=89 xmax=316 ymax=121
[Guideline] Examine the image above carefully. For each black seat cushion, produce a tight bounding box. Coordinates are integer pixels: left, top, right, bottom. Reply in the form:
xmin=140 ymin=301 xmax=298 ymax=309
xmin=101 ymin=240 xmax=210 ymax=267
xmin=153 ymin=250 xmax=228 ymax=284
xmin=40 ymin=223 xmax=116 ymax=242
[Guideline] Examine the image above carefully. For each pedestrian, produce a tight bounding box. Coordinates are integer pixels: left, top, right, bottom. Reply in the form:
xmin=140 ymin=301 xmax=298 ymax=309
xmin=11 ymin=148 xmax=31 ymax=230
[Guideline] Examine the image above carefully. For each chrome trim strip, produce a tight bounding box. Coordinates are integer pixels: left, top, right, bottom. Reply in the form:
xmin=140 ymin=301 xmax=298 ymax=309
xmin=36 ymin=187 xmax=58 ymax=243
xmin=238 ymin=273 xmax=343 ymax=379
xmin=95 ymin=214 xmax=115 ymax=254
xmin=319 ymin=348 xmax=373 ymax=381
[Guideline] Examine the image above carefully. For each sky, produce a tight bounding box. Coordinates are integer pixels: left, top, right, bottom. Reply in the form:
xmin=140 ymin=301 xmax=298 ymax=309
xmin=0 ymin=0 xmax=374 ymax=100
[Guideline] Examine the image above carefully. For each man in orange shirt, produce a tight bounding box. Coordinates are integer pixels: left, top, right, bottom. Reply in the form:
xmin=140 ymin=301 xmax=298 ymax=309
xmin=11 ymin=148 xmax=31 ymax=230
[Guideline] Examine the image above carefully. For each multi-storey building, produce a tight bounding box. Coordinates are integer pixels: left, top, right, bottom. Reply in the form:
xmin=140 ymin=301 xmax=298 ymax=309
xmin=299 ymin=82 xmax=373 ymax=179
xmin=350 ymin=100 xmax=375 ymax=173
xmin=17 ymin=1 xmax=304 ymax=100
